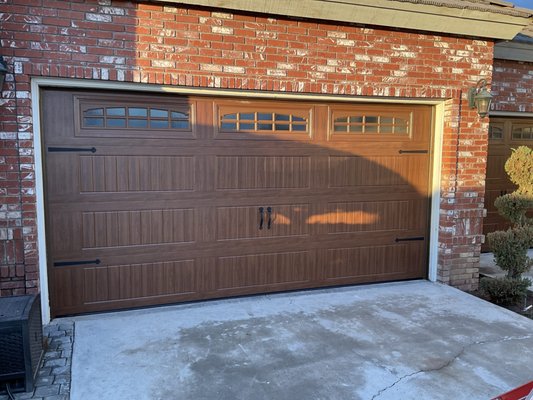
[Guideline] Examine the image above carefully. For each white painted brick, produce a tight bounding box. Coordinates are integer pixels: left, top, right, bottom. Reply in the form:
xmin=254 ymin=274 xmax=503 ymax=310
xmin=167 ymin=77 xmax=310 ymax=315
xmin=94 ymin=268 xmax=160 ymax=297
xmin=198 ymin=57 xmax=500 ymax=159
xmin=0 ymin=132 xmax=17 ymax=140
xmin=156 ymin=29 xmax=175 ymax=37
xmin=277 ymin=63 xmax=295 ymax=70
xmin=99 ymin=56 xmax=125 ymax=64
xmin=211 ymin=12 xmax=233 ymax=19
xmin=393 ymin=70 xmax=407 ymax=77
xmin=267 ymin=69 xmax=286 ymax=77
xmin=59 ymin=44 xmax=86 ymax=53
xmin=327 ymin=31 xmax=346 ymax=39
xmin=309 ymin=72 xmax=325 ymax=79
xmin=338 ymin=67 xmax=353 ymax=74
xmin=200 ymin=64 xmax=223 ymax=72
xmin=18 ymin=132 xmax=32 ymax=140
xmin=372 ymin=56 xmax=390 ymax=63
xmin=152 ymin=60 xmax=174 ymax=68
xmin=223 ymin=66 xmax=245 ymax=74
xmin=14 ymin=62 xmax=23 ymax=74
xmin=452 ymin=68 xmax=464 ymax=74
xmin=24 ymin=16 xmax=41 ymax=24
xmin=392 ymin=44 xmax=408 ymax=51
xmin=212 ymin=26 xmax=233 ymax=35
xmin=86 ymin=13 xmax=112 ymax=22
xmin=336 ymin=39 xmax=355 ymax=46
xmin=317 ymin=65 xmax=335 ymax=73
xmin=257 ymin=31 xmax=277 ymax=38
xmin=352 ymin=54 xmax=371 ymax=62
xmin=100 ymin=7 xmax=125 ymax=15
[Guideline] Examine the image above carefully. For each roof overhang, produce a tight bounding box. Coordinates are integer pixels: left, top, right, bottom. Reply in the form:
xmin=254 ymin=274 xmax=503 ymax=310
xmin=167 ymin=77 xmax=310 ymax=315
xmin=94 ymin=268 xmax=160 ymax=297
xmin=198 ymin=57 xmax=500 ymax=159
xmin=154 ymin=0 xmax=531 ymax=40
xmin=495 ymin=30 xmax=533 ymax=62
xmin=495 ymin=40 xmax=533 ymax=62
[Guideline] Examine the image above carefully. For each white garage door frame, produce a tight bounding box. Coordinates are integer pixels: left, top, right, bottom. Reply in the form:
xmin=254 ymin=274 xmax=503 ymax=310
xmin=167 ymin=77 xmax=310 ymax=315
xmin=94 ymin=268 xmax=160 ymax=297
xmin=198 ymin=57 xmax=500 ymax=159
xmin=31 ymin=77 xmax=445 ymax=324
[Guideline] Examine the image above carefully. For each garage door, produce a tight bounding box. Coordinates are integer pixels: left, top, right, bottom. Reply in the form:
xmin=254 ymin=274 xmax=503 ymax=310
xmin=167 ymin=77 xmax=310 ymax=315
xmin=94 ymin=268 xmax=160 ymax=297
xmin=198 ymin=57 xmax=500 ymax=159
xmin=42 ymin=89 xmax=432 ymax=316
xmin=483 ymin=117 xmax=533 ymax=251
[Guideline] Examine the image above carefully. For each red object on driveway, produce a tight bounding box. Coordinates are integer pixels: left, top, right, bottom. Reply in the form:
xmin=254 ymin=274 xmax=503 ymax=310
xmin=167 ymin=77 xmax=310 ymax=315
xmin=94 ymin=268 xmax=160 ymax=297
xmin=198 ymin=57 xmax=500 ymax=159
xmin=493 ymin=381 xmax=533 ymax=400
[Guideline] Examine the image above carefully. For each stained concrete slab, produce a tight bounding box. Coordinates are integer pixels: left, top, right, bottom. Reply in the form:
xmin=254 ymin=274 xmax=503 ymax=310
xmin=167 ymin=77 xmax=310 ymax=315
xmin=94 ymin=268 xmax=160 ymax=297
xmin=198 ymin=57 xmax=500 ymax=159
xmin=70 ymin=281 xmax=533 ymax=400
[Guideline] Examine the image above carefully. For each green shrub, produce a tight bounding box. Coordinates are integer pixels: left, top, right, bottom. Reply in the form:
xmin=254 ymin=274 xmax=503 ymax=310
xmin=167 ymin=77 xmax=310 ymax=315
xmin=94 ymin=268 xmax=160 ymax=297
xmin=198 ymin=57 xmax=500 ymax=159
xmin=494 ymin=193 xmax=533 ymax=226
xmin=487 ymin=226 xmax=533 ymax=278
xmin=480 ymin=277 xmax=531 ymax=305
xmin=505 ymin=146 xmax=533 ymax=195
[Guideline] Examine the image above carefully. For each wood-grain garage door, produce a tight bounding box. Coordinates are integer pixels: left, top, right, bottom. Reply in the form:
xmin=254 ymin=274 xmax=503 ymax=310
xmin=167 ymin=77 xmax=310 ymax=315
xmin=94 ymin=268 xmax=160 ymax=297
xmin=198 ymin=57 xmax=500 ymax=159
xmin=483 ymin=117 xmax=533 ymax=252
xmin=42 ymin=89 xmax=432 ymax=316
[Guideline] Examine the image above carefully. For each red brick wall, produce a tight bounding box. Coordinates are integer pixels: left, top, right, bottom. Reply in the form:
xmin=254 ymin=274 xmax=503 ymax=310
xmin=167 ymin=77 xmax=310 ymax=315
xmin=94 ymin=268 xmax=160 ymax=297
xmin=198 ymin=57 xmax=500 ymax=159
xmin=491 ymin=58 xmax=533 ymax=113
xmin=0 ymin=0 xmax=494 ymax=296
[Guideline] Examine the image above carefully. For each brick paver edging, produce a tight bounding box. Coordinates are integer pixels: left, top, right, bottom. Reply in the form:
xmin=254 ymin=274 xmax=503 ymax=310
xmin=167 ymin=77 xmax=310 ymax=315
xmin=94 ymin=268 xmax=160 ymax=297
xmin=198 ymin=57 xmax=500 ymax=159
xmin=0 ymin=321 xmax=74 ymax=400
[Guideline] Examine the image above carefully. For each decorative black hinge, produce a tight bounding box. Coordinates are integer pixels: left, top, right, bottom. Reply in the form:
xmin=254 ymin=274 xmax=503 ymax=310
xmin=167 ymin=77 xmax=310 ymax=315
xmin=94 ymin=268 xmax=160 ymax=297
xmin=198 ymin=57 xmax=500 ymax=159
xmin=395 ymin=236 xmax=425 ymax=242
xmin=398 ymin=150 xmax=428 ymax=154
xmin=53 ymin=259 xmax=101 ymax=267
xmin=48 ymin=147 xmax=97 ymax=153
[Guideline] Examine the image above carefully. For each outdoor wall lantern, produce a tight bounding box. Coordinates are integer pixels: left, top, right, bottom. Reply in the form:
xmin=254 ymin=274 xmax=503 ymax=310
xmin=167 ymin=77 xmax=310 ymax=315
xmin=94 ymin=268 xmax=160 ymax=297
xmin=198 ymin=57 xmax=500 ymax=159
xmin=0 ymin=56 xmax=8 ymax=94
xmin=468 ymin=78 xmax=493 ymax=118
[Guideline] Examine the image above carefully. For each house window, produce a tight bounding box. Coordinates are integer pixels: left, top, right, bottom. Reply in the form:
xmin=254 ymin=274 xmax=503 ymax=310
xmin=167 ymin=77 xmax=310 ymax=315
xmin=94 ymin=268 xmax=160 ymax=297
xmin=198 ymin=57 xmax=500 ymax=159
xmin=219 ymin=111 xmax=308 ymax=133
xmin=488 ymin=124 xmax=504 ymax=140
xmin=82 ymin=106 xmax=190 ymax=130
xmin=332 ymin=114 xmax=410 ymax=135
xmin=512 ymin=125 xmax=533 ymax=140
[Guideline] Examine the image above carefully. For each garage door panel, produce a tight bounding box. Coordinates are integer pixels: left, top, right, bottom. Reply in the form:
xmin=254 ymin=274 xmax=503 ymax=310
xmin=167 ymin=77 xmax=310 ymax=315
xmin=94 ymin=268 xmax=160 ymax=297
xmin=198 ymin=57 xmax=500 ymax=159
xmin=81 ymin=208 xmax=196 ymax=248
xmin=83 ymin=259 xmax=198 ymax=303
xmin=45 ymin=155 xmax=80 ymax=197
xmin=215 ymin=156 xmax=311 ymax=190
xmin=79 ymin=155 xmax=196 ymax=193
xmin=321 ymin=199 xmax=423 ymax=233
xmin=49 ymin=211 xmax=83 ymax=255
xmin=216 ymin=204 xmax=310 ymax=241
xmin=51 ymin=259 xmax=200 ymax=314
xmin=328 ymin=155 xmax=428 ymax=189
xmin=212 ymin=250 xmax=315 ymax=292
xmin=325 ymin=241 xmax=425 ymax=283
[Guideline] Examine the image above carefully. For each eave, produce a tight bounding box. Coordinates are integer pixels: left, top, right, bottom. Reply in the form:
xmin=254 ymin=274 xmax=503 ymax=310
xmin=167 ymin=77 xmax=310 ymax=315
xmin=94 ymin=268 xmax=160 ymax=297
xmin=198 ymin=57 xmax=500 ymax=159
xmin=495 ymin=36 xmax=533 ymax=62
xmin=154 ymin=0 xmax=531 ymax=40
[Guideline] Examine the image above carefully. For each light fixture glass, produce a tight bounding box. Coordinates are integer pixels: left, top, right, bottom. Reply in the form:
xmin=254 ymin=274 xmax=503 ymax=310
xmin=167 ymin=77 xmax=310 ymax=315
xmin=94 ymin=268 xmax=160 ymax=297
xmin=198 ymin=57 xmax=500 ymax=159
xmin=468 ymin=78 xmax=493 ymax=118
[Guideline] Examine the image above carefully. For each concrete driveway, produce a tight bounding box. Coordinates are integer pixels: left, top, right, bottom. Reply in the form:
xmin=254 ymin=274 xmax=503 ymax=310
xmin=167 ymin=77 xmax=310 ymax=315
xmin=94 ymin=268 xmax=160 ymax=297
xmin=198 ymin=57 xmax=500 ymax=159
xmin=70 ymin=281 xmax=533 ymax=400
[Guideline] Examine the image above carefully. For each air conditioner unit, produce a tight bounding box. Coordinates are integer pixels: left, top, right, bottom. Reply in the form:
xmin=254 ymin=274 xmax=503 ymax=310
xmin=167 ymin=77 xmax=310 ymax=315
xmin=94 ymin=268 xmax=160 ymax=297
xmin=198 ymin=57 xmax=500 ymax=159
xmin=0 ymin=294 xmax=44 ymax=394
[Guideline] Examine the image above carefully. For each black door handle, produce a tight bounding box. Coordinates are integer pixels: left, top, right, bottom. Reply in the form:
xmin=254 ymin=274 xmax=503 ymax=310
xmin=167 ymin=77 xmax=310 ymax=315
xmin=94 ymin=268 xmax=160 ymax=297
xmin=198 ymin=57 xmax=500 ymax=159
xmin=267 ymin=207 xmax=272 ymax=229
xmin=259 ymin=207 xmax=264 ymax=230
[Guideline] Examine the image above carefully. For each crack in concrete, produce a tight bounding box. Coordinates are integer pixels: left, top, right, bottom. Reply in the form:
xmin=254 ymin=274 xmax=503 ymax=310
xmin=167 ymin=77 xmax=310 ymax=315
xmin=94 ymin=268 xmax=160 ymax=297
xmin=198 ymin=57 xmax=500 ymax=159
xmin=370 ymin=334 xmax=533 ymax=400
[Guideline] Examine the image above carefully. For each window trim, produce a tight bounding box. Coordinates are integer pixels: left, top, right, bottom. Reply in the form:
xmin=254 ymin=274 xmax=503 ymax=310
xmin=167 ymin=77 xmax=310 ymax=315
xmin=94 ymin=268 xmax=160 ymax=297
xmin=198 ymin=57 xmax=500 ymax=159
xmin=74 ymin=95 xmax=196 ymax=140
xmin=328 ymin=106 xmax=413 ymax=142
xmin=214 ymin=100 xmax=313 ymax=141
